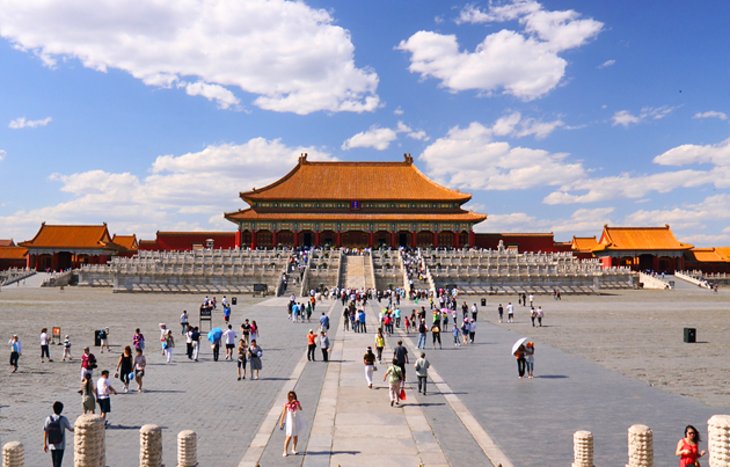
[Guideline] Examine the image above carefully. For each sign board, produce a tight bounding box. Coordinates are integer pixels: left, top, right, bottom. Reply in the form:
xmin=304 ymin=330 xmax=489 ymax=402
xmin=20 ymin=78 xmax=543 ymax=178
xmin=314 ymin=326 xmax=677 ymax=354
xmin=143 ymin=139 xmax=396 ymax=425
xmin=52 ymin=327 xmax=62 ymax=345
xmin=253 ymin=283 xmax=268 ymax=292
xmin=199 ymin=306 xmax=212 ymax=330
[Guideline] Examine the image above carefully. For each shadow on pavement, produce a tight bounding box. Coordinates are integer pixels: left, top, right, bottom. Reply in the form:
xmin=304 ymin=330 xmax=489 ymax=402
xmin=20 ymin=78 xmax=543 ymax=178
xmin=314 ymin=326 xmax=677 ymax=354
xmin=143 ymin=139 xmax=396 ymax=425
xmin=304 ymin=450 xmax=361 ymax=456
xmin=535 ymin=374 xmax=568 ymax=379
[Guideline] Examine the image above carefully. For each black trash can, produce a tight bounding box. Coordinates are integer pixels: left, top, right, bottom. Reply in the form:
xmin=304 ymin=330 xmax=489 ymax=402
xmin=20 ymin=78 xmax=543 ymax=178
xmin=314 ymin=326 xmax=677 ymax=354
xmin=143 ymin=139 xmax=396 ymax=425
xmin=683 ymin=327 xmax=696 ymax=343
xmin=232 ymin=297 xmax=238 ymax=305
xmin=94 ymin=329 xmax=104 ymax=347
xmin=481 ymin=298 xmax=486 ymax=306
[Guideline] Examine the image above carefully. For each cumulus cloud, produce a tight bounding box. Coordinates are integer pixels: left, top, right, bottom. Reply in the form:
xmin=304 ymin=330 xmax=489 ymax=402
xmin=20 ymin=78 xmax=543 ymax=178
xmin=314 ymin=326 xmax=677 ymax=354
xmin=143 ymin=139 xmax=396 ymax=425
xmin=491 ymin=111 xmax=564 ymax=139
xmin=0 ymin=0 xmax=379 ymax=114
xmin=652 ymin=137 xmax=730 ymax=167
xmin=625 ymin=194 xmax=730 ymax=234
xmin=611 ymin=106 xmax=675 ymax=127
xmin=0 ymin=138 xmax=335 ymax=240
xmin=399 ymin=0 xmax=602 ymax=100
xmin=693 ymin=111 xmax=728 ymax=121
xmin=598 ymin=59 xmax=616 ymax=69
xmin=0 ymin=149 xmax=6 ymax=161
xmin=475 ymin=207 xmax=612 ymax=237
xmin=8 ymin=116 xmax=53 ymax=129
xmin=341 ymin=121 xmax=429 ymax=151
xmin=420 ymin=121 xmax=585 ymax=191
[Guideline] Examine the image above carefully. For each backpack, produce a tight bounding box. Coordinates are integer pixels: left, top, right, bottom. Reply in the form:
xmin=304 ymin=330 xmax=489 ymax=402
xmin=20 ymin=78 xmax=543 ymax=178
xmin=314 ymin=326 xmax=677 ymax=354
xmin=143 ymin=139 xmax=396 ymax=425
xmin=46 ymin=416 xmax=63 ymax=444
xmin=87 ymin=353 xmax=97 ymax=369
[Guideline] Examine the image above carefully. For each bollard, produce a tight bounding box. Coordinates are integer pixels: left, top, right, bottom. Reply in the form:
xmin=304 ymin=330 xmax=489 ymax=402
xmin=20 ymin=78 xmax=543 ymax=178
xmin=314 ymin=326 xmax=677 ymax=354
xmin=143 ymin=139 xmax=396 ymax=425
xmin=626 ymin=424 xmax=653 ymax=467
xmin=708 ymin=414 xmax=730 ymax=466
xmin=177 ymin=430 xmax=198 ymax=467
xmin=2 ymin=441 xmax=24 ymax=467
xmin=139 ymin=424 xmax=163 ymax=467
xmin=74 ymin=414 xmax=105 ymax=467
xmin=572 ymin=430 xmax=594 ymax=467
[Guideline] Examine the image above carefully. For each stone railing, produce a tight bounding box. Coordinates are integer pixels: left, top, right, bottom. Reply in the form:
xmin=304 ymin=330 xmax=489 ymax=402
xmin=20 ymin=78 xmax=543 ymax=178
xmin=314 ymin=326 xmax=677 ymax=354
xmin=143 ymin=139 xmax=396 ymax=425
xmin=674 ymin=270 xmax=712 ymax=289
xmin=639 ymin=272 xmax=671 ymax=290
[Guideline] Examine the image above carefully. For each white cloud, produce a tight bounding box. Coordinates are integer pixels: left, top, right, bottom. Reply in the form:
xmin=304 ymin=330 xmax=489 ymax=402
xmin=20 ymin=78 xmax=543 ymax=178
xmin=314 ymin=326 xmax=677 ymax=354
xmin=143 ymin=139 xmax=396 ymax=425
xmin=402 ymin=1 xmax=602 ymax=100
xmin=475 ymin=207 xmax=612 ymax=237
xmin=598 ymin=59 xmax=616 ymax=69
xmin=0 ymin=1 xmax=379 ymax=114
xmin=652 ymin=137 xmax=730 ymax=167
xmin=0 ymin=138 xmax=336 ymax=240
xmin=492 ymin=111 xmax=564 ymax=139
xmin=178 ymin=81 xmax=240 ymax=110
xmin=341 ymin=127 xmax=397 ymax=151
xmin=625 ymin=194 xmax=730 ymax=234
xmin=393 ymin=107 xmax=404 ymax=116
xmin=0 ymin=149 xmax=6 ymax=161
xmin=693 ymin=111 xmax=728 ymax=121
xmin=420 ymin=121 xmax=585 ymax=191
xmin=8 ymin=116 xmax=52 ymax=129
xmin=342 ymin=121 xmax=429 ymax=151
xmin=611 ymin=106 xmax=675 ymax=127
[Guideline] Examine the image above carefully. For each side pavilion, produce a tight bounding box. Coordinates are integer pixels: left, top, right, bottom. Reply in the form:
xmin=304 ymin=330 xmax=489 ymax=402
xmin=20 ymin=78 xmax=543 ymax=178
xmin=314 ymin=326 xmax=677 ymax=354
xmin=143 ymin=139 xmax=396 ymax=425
xmin=591 ymin=225 xmax=693 ymax=272
xmin=225 ymin=154 xmax=486 ymax=249
xmin=20 ymin=223 xmax=124 ymax=271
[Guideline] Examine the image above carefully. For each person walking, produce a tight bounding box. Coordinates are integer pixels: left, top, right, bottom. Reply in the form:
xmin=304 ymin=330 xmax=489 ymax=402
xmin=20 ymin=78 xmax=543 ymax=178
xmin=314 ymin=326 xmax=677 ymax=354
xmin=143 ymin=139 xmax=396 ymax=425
xmin=383 ymin=358 xmax=404 ymax=407
xmin=469 ymin=319 xmax=476 ymax=344
xmin=133 ymin=348 xmax=146 ymax=392
xmin=132 ymin=328 xmax=145 ymax=352
xmin=80 ymin=347 xmax=97 ymax=381
xmin=62 ymin=335 xmax=72 ymax=362
xmin=393 ymin=340 xmax=409 ymax=382
xmin=180 ymin=310 xmax=189 ymax=335
xmin=190 ymin=326 xmax=200 ymax=362
xmin=525 ymin=341 xmax=535 ymax=379
xmin=114 ymin=346 xmax=134 ymax=393
xmin=417 ymin=319 xmax=427 ymax=349
xmin=530 ymin=307 xmax=537 ymax=327
xmin=498 ymin=304 xmax=504 ymax=323
xmin=358 ymin=308 xmax=367 ymax=333
xmin=250 ymin=320 xmax=259 ymax=342
xmin=319 ymin=312 xmax=330 ymax=332
xmin=452 ymin=325 xmax=461 ymax=347
xmin=40 ymin=328 xmax=53 ymax=362
xmin=80 ymin=373 xmax=96 ymax=414
xmin=514 ymin=344 xmax=527 ymax=379
xmin=431 ymin=323 xmax=442 ymax=349
xmin=676 ymin=424 xmax=706 ymax=466
xmin=414 ymin=352 xmax=431 ymax=395
xmin=248 ymin=340 xmax=263 ymax=379
xmin=306 ymin=329 xmax=317 ymax=362
xmin=222 ymin=325 xmax=236 ymax=360
xmin=363 ymin=347 xmax=376 ymax=389
xmin=319 ymin=331 xmax=330 ymax=362
xmin=185 ymin=327 xmax=194 ymax=360
xmin=236 ymin=339 xmax=247 ymax=380
xmin=99 ymin=328 xmax=110 ymax=354
xmin=9 ymin=334 xmax=21 ymax=373
xmin=43 ymin=401 xmax=74 ymax=467
xmin=374 ymin=328 xmax=385 ymax=363
xmin=507 ymin=302 xmax=514 ymax=323
xmin=95 ymin=370 xmax=117 ymax=425
xmin=164 ymin=330 xmax=175 ymax=364
xmin=278 ymin=391 xmax=303 ymax=457
xmin=537 ymin=306 xmax=544 ymax=327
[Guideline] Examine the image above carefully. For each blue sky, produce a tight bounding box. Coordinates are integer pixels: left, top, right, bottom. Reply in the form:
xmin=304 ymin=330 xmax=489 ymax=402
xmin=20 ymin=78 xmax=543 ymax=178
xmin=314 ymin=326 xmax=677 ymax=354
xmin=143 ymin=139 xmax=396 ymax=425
xmin=1 ymin=0 xmax=729 ymax=245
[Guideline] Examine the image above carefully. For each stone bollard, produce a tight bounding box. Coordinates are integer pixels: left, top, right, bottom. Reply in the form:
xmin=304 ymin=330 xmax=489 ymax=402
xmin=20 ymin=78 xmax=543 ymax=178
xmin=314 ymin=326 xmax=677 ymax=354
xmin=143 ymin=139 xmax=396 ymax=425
xmin=74 ymin=414 xmax=105 ymax=467
xmin=139 ymin=424 xmax=163 ymax=467
xmin=626 ymin=424 xmax=653 ymax=467
xmin=572 ymin=430 xmax=594 ymax=467
xmin=177 ymin=430 xmax=198 ymax=467
xmin=708 ymin=414 xmax=730 ymax=466
xmin=2 ymin=441 xmax=24 ymax=467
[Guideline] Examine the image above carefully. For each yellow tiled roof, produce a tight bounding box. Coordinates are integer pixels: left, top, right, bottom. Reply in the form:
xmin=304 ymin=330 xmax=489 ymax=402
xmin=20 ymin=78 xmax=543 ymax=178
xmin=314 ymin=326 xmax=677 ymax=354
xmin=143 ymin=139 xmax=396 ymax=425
xmin=593 ymin=225 xmax=693 ymax=252
xmin=571 ymin=236 xmax=599 ymax=253
xmin=0 ymin=246 xmax=27 ymax=260
xmin=20 ymin=224 xmax=122 ymax=250
xmin=226 ymin=208 xmax=486 ymax=223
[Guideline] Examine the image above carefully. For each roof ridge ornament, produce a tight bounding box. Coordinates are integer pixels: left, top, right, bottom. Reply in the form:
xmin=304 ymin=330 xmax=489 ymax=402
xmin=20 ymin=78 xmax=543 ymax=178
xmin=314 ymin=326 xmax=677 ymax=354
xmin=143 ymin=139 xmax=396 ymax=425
xmin=299 ymin=153 xmax=308 ymax=164
xmin=403 ymin=153 xmax=413 ymax=164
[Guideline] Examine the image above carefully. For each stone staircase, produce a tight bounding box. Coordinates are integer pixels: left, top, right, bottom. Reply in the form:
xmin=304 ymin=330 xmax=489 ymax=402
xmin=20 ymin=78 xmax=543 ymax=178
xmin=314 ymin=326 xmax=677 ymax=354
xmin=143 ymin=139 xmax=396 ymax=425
xmin=340 ymin=255 xmax=374 ymax=289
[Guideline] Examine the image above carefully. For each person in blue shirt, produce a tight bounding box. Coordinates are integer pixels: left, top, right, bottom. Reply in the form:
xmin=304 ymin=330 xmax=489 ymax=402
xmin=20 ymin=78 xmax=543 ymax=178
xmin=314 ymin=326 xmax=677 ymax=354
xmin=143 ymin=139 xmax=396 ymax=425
xmin=319 ymin=312 xmax=330 ymax=331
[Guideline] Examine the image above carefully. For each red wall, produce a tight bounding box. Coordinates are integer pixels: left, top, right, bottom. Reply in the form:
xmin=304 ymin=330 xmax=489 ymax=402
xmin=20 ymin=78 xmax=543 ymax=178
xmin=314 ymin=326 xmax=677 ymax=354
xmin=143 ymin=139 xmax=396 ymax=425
xmin=474 ymin=233 xmax=565 ymax=253
xmin=153 ymin=232 xmax=237 ymax=251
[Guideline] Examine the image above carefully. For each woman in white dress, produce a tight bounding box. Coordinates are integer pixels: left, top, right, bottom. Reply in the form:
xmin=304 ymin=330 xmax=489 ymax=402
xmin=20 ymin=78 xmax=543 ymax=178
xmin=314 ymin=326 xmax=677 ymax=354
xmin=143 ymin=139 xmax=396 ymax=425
xmin=278 ymin=390 xmax=303 ymax=457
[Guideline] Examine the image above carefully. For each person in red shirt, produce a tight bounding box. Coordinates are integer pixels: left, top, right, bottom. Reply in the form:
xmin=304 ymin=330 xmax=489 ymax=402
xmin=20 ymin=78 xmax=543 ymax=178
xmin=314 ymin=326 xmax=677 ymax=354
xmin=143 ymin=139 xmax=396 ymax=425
xmin=676 ymin=425 xmax=706 ymax=466
xmin=306 ymin=330 xmax=317 ymax=362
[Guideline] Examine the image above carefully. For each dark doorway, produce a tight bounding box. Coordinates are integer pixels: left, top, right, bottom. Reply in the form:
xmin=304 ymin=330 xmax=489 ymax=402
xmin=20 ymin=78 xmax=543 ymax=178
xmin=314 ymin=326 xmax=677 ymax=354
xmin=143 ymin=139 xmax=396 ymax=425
xmin=302 ymin=232 xmax=313 ymax=247
xmin=399 ymin=233 xmax=409 ymax=247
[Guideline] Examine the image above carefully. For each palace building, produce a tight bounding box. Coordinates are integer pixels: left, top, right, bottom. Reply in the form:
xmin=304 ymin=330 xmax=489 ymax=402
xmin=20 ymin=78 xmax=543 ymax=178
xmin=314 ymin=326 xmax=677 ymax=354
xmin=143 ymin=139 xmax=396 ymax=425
xmin=225 ymin=154 xmax=486 ymax=249
xmin=591 ymin=225 xmax=693 ymax=272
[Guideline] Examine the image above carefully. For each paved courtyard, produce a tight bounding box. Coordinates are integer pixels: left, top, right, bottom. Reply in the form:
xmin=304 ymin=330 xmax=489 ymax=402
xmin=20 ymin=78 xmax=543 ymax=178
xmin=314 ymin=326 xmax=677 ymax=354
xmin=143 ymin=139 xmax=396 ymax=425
xmin=0 ymin=285 xmax=728 ymax=466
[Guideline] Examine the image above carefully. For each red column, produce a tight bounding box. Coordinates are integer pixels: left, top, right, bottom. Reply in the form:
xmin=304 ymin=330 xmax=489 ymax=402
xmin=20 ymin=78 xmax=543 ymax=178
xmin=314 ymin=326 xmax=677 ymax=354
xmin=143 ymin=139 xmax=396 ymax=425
xmin=433 ymin=232 xmax=439 ymax=247
xmin=294 ymin=231 xmax=299 ymax=247
xmin=468 ymin=230 xmax=475 ymax=248
xmin=250 ymin=230 xmax=257 ymax=250
xmin=390 ymin=232 xmax=397 ymax=248
xmin=652 ymin=256 xmax=660 ymax=272
xmin=454 ymin=233 xmax=461 ymax=248
xmin=51 ymin=253 xmax=59 ymax=272
xmin=272 ymin=230 xmax=279 ymax=247
xmin=234 ymin=230 xmax=242 ymax=248
xmin=410 ymin=231 xmax=417 ymax=248
xmin=314 ymin=231 xmax=321 ymax=247
xmin=677 ymin=256 xmax=685 ymax=271
xmin=336 ymin=231 xmax=342 ymax=247
xmin=368 ymin=232 xmax=374 ymax=248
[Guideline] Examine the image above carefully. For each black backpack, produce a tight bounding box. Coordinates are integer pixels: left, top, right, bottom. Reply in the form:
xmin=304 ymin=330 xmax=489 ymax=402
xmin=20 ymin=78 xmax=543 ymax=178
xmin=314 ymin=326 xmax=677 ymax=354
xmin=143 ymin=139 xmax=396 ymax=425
xmin=87 ymin=353 xmax=97 ymax=370
xmin=46 ymin=416 xmax=63 ymax=444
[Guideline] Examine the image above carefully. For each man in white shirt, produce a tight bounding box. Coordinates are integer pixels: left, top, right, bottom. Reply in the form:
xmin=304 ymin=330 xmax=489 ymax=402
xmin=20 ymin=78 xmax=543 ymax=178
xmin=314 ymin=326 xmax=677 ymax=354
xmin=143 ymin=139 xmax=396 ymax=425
xmin=96 ymin=370 xmax=117 ymax=424
xmin=507 ymin=302 xmax=514 ymax=323
xmin=40 ymin=328 xmax=53 ymax=363
xmin=222 ymin=325 xmax=237 ymax=360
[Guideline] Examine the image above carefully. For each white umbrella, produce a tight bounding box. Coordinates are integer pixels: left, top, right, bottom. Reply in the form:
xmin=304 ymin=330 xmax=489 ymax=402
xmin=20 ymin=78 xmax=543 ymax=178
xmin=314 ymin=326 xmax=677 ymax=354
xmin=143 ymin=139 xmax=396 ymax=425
xmin=512 ymin=337 xmax=528 ymax=355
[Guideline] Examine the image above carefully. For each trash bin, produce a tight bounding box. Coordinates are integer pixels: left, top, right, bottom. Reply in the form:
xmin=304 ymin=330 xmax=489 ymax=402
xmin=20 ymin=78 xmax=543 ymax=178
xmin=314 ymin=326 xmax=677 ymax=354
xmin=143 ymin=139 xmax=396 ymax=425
xmin=94 ymin=329 xmax=104 ymax=347
xmin=683 ymin=327 xmax=696 ymax=343
xmin=232 ymin=297 xmax=238 ymax=305
xmin=481 ymin=298 xmax=486 ymax=306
